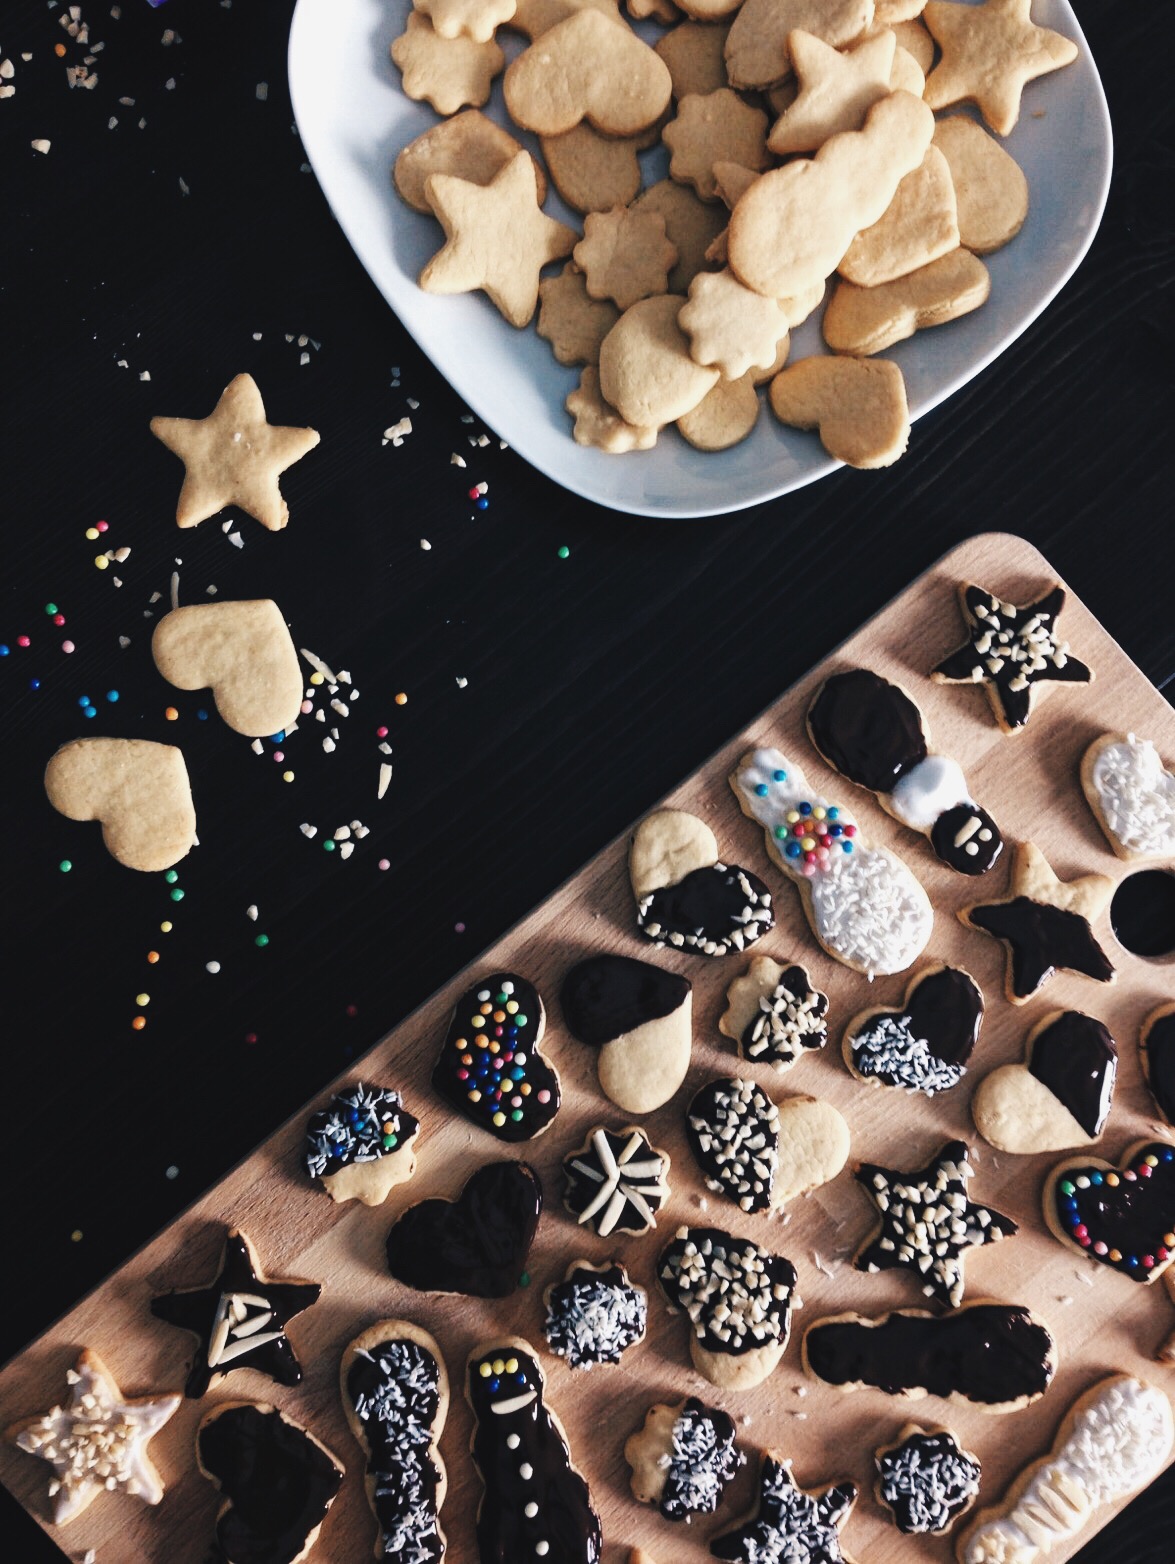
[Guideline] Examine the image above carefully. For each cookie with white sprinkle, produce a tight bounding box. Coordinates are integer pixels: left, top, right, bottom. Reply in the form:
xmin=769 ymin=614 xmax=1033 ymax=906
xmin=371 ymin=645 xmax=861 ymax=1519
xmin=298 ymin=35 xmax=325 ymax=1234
xmin=658 ymin=1225 xmax=800 ymax=1390
xmin=562 ymin=1125 xmax=671 ymax=1237
xmin=720 ymin=955 xmax=830 ymax=1073
xmin=303 ymin=1082 xmax=421 ymax=1206
xmin=630 ymin=807 xmax=774 ymax=956
xmin=543 ymin=1260 xmax=647 ymax=1370
xmin=843 ymin=965 xmax=983 ymax=1097
xmin=625 ymin=1396 xmax=742 ymax=1520
xmin=874 ymin=1423 xmax=980 ymax=1535
xmin=339 ymin=1320 xmax=448 ymax=1562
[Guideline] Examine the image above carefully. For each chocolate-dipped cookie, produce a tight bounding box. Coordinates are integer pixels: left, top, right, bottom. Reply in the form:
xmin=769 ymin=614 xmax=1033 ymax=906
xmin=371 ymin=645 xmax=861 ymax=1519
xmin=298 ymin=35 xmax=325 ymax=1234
xmin=1142 ymin=1003 xmax=1175 ymax=1127
xmin=543 ymin=1260 xmax=647 ymax=1370
xmin=432 ymin=974 xmax=561 ymax=1142
xmin=808 ymin=667 xmax=1003 ymax=874
xmin=1045 ymin=1140 xmax=1175 ymax=1284
xmin=686 ymin=1077 xmax=849 ymax=1213
xmin=719 ymin=955 xmax=829 ymax=1073
xmin=629 ymin=807 xmax=774 ymax=955
xmin=386 ymin=1161 xmax=542 ymax=1297
xmin=711 ymin=1453 xmax=857 ymax=1564
xmin=972 ymin=1010 xmax=1117 ymax=1154
xmin=843 ymin=965 xmax=983 ymax=1096
xmin=625 ymin=1397 xmax=741 ymax=1522
xmin=303 ymin=1082 xmax=421 ymax=1205
xmin=561 ymin=954 xmax=691 ymax=1113
xmin=874 ymin=1424 xmax=980 ymax=1535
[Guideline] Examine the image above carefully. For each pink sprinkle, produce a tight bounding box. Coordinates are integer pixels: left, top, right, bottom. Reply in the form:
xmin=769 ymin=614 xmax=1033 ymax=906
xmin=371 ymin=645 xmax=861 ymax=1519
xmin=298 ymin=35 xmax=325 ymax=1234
xmin=300 ymin=699 xmax=313 ymax=714
xmin=376 ymin=725 xmax=389 ymax=738
xmin=537 ymin=1090 xmax=551 ymax=1104
xmin=345 ymin=1004 xmax=359 ymax=1018
xmin=244 ymin=1032 xmax=258 ymax=1045
xmin=378 ymin=858 xmax=390 ymax=871
xmin=61 ymin=640 xmax=76 ymax=654
xmin=53 ymin=613 xmax=66 ymax=626
xmin=17 ymin=635 xmax=30 ymax=647
xmin=273 ymin=751 xmax=284 ymax=763
xmin=454 ymin=922 xmax=466 ymax=933
xmin=96 ymin=520 xmax=109 ymax=533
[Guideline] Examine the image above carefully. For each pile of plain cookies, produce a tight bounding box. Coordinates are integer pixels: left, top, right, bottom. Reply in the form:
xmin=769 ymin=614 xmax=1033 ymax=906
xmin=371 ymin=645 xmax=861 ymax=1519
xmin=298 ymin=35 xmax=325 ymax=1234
xmin=16 ymin=555 xmax=1175 ymax=1563
xmin=389 ymin=0 xmax=1078 ymax=466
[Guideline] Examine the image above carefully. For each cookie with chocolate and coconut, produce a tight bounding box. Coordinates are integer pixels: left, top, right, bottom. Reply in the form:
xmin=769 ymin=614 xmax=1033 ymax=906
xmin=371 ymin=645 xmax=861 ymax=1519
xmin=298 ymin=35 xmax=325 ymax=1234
xmin=625 ymin=1396 xmax=742 ymax=1521
xmin=543 ymin=1260 xmax=646 ymax=1370
xmin=303 ymin=1082 xmax=421 ymax=1205
xmin=874 ymin=1423 xmax=980 ymax=1534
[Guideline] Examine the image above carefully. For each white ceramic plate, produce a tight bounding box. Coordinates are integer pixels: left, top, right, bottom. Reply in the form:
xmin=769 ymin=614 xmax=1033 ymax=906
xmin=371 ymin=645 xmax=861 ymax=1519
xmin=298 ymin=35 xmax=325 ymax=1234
xmin=288 ymin=0 xmax=1112 ymax=518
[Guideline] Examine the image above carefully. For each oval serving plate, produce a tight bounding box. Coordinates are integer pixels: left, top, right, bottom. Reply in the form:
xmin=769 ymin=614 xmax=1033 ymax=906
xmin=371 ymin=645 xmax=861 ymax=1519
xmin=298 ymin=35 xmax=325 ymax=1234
xmin=288 ymin=0 xmax=1111 ymax=518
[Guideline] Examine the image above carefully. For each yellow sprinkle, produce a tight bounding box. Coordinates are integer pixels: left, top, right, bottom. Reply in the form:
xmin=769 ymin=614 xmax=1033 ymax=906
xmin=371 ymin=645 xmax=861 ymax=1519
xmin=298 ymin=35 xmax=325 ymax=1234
xmin=282 ymin=770 xmax=294 ymax=782
xmin=85 ymin=527 xmax=100 ymax=540
xmin=785 ymin=810 xmax=800 ymax=824
xmin=1146 ymin=1155 xmax=1159 ymax=1167
xmin=505 ymin=1357 xmax=518 ymax=1373
xmin=479 ymin=1363 xmax=492 ymax=1378
xmin=135 ymin=993 xmax=150 ymax=1006
xmin=310 ymin=671 xmax=324 ymax=685
xmin=492 ymin=1358 xmax=504 ymax=1375
xmin=800 ymin=836 xmax=816 ymax=852
xmin=492 ymin=1112 xmax=506 ymax=1126
xmin=160 ymin=921 xmax=173 ymax=933
xmin=71 ymin=1230 xmax=83 ymax=1243
xmin=94 ymin=554 xmax=109 ymax=570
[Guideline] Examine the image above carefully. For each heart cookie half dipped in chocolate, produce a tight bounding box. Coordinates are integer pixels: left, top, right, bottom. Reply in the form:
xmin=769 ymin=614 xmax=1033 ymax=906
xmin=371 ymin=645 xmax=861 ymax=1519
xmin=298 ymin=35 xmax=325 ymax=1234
xmin=658 ymin=1225 xmax=800 ymax=1391
xmin=687 ymin=1077 xmax=849 ymax=1214
xmin=730 ymin=747 xmax=932 ymax=977
xmin=843 ymin=965 xmax=983 ymax=1097
xmin=972 ymin=1010 xmax=1117 ymax=1154
xmin=719 ymin=956 xmax=829 ymax=1073
xmin=196 ymin=1402 xmax=344 ymax=1564
xmin=1142 ymin=1003 xmax=1175 ymax=1128
xmin=629 ymin=807 xmax=774 ymax=955
xmin=1045 ymin=1140 xmax=1175 ymax=1284
xmin=808 ymin=667 xmax=1003 ymax=874
xmin=386 ymin=1160 xmax=542 ymax=1298
xmin=561 ymin=954 xmax=691 ymax=1113
xmin=432 ymin=974 xmax=560 ymax=1142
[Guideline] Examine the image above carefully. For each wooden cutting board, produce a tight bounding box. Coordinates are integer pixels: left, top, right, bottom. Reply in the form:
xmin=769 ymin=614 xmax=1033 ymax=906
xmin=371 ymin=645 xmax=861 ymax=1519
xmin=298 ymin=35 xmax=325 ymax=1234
xmin=3 ymin=532 xmax=1173 ymax=1564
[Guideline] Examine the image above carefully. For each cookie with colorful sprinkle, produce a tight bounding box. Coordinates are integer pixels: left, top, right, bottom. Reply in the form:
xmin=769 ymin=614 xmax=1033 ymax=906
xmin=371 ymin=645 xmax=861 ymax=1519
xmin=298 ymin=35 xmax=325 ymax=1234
xmin=1043 ymin=1140 xmax=1175 ymax=1285
xmin=432 ymin=973 xmax=561 ymax=1142
xmin=303 ymin=1082 xmax=421 ymax=1205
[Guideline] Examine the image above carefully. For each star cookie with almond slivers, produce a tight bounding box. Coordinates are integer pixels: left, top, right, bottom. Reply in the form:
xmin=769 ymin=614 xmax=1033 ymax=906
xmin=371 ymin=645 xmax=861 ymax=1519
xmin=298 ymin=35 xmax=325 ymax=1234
xmin=932 ymin=582 xmax=1091 ymax=732
xmin=6 ymin=1349 xmax=180 ymax=1525
xmin=150 ymin=373 xmax=320 ymax=531
xmin=854 ymin=1140 xmax=1017 ymax=1308
xmin=923 ymin=0 xmax=1079 ymax=137
xmin=420 ymin=151 xmax=577 ymax=328
xmin=960 ymin=841 xmax=1115 ymax=1004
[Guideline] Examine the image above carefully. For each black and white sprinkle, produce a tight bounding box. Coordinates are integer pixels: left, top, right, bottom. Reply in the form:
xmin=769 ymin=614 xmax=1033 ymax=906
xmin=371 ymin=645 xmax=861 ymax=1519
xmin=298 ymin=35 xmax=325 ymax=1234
xmin=346 ymin=1337 xmax=445 ymax=1564
xmin=659 ymin=1226 xmax=799 ymax=1357
xmin=849 ymin=1016 xmax=965 ymax=1096
xmin=741 ymin=965 xmax=828 ymax=1070
xmin=876 ymin=1427 xmax=981 ymax=1534
xmin=543 ymin=1264 xmax=646 ymax=1370
xmin=687 ymin=1078 xmax=779 ymax=1213
xmin=661 ymin=1399 xmax=742 ymax=1521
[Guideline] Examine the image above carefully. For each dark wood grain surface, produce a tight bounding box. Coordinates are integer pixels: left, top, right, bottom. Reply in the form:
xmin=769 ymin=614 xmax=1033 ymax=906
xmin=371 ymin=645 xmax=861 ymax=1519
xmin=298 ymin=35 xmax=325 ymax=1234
xmin=0 ymin=0 xmax=1172 ymax=1558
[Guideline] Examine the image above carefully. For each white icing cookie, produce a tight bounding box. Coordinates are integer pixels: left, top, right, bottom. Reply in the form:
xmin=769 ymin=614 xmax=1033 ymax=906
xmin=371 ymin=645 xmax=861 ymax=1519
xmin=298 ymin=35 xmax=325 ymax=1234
xmin=956 ymin=1375 xmax=1174 ymax=1563
xmin=1081 ymin=731 xmax=1175 ymax=861
xmin=730 ymin=747 xmax=933 ymax=975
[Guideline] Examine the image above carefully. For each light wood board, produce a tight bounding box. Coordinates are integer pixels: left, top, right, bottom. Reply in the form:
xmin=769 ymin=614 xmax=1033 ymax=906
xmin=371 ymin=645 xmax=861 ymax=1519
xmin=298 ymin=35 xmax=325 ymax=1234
xmin=3 ymin=532 xmax=1174 ymax=1564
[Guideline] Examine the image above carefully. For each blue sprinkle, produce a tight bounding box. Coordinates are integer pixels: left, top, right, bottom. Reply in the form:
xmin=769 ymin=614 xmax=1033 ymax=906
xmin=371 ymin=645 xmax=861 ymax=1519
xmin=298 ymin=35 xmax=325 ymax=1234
xmin=828 ymin=824 xmax=842 ymax=837
xmin=785 ymin=842 xmax=801 ymax=859
xmin=842 ymin=840 xmax=853 ymax=853
xmin=476 ymin=497 xmax=489 ymax=510
xmin=78 ymin=695 xmax=91 ymax=708
xmin=271 ymin=730 xmax=285 ymax=743
xmin=0 ymin=645 xmax=9 ymax=656
xmin=755 ymin=783 xmax=769 ymax=797
xmin=799 ymin=802 xmax=812 ymax=816
xmin=772 ymin=769 xmax=787 ymax=782
xmin=1090 ymin=1172 xmax=1103 ymax=1185
xmin=197 ymin=709 xmax=209 ymax=720
xmin=827 ymin=807 xmax=839 ymax=820
xmin=106 ymin=690 xmax=120 ymax=703
xmin=83 ymin=705 xmax=97 ymax=719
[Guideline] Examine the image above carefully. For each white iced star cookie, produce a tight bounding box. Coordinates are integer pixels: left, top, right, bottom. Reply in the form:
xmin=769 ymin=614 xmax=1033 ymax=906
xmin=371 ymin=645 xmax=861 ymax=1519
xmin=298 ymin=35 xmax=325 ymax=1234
xmin=6 ymin=1349 xmax=180 ymax=1525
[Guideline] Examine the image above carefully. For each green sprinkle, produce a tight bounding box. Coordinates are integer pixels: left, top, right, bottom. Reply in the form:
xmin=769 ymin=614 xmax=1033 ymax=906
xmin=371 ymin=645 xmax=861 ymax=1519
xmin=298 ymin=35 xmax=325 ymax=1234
xmin=45 ymin=603 xmax=57 ymax=615
xmin=165 ymin=870 xmax=179 ymax=884
xmin=515 ymin=1014 xmax=528 ymax=1027
xmin=519 ymin=1271 xmax=531 ymax=1288
xmin=511 ymin=1109 xmax=523 ymax=1121
xmin=255 ymin=934 xmax=269 ymax=948
xmin=323 ymin=839 xmax=336 ymax=852
xmin=1059 ymin=1180 xmax=1075 ymax=1197
xmin=557 ymin=546 xmax=569 ymax=559
xmin=170 ymin=887 xmax=185 ymax=902
xmin=59 ymin=859 xmax=72 ymax=873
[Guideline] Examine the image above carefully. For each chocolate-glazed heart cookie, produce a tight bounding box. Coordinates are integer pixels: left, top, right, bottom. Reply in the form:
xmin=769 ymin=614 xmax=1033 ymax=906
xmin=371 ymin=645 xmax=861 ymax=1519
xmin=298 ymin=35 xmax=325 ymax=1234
xmin=808 ymin=668 xmax=1003 ymax=874
xmin=196 ymin=1402 xmax=344 ymax=1564
xmin=972 ymin=1011 xmax=1117 ymax=1154
xmin=1045 ymin=1140 xmax=1175 ymax=1284
xmin=1142 ymin=1004 xmax=1175 ymax=1128
xmin=432 ymin=974 xmax=560 ymax=1142
xmin=561 ymin=954 xmax=692 ymax=1113
xmin=385 ymin=1161 xmax=542 ymax=1297
xmin=843 ymin=965 xmax=984 ymax=1096
xmin=629 ymin=808 xmax=774 ymax=955
xmin=467 ymin=1339 xmax=602 ymax=1564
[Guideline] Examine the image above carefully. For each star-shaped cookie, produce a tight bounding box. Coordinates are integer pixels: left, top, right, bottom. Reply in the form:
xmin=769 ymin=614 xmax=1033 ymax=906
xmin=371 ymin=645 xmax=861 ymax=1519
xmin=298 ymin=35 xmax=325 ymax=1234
xmin=150 ymin=373 xmax=320 ymax=532
xmin=960 ymin=841 xmax=1115 ymax=1003
xmin=420 ymin=151 xmax=577 ymax=328
xmin=711 ymin=1453 xmax=857 ymax=1564
xmin=151 ymin=1228 xmax=320 ymax=1398
xmin=6 ymin=1349 xmax=180 ymax=1525
xmin=854 ymin=1139 xmax=1017 ymax=1308
xmin=932 ymin=582 xmax=1091 ymax=732
xmin=923 ymin=0 xmax=1079 ymax=136
xmin=767 ymin=28 xmax=897 ymax=155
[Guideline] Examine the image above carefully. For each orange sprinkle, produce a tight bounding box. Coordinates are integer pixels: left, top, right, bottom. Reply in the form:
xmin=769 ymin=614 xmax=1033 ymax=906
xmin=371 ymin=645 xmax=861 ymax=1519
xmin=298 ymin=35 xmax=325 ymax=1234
xmin=147 ymin=951 xmax=160 ymax=964
xmin=55 ymin=43 xmax=66 ymax=57
xmin=165 ymin=706 xmax=179 ymax=721
xmin=394 ymin=692 xmax=408 ymax=705
xmin=132 ymin=1016 xmax=147 ymax=1031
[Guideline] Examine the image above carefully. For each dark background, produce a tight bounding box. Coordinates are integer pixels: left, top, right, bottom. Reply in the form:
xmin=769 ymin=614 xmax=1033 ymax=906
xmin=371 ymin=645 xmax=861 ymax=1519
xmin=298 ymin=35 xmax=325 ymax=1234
xmin=0 ymin=0 xmax=1172 ymax=1556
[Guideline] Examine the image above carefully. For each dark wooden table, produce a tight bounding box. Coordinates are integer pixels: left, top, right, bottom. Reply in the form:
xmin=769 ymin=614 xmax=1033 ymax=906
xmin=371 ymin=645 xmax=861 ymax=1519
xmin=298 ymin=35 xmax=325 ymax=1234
xmin=1 ymin=0 xmax=1172 ymax=1557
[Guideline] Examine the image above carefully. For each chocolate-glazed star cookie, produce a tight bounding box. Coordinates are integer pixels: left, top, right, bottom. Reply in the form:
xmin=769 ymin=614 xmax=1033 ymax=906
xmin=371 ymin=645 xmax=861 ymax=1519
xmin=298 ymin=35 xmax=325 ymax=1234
xmin=151 ymin=1229 xmax=320 ymax=1399
xmin=711 ymin=1453 xmax=857 ymax=1564
xmin=931 ymin=582 xmax=1091 ymax=733
xmin=853 ymin=1140 xmax=1017 ymax=1308
xmin=960 ymin=841 xmax=1115 ymax=1003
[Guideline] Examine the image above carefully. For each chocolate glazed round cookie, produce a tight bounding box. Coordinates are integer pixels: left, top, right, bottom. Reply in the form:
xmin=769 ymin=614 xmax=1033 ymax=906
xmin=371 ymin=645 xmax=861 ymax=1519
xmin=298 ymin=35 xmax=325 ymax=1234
xmin=808 ymin=667 xmax=1003 ymax=873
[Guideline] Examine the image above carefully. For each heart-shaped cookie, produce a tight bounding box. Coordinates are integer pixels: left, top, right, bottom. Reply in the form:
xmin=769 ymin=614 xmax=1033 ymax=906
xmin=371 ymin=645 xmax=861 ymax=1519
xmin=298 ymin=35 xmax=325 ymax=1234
xmin=503 ymin=11 xmax=672 ymax=137
xmin=1082 ymin=733 xmax=1175 ymax=861
xmin=768 ymin=355 xmax=910 ymax=469
xmin=561 ymin=954 xmax=691 ymax=1113
xmin=432 ymin=974 xmax=560 ymax=1142
xmin=152 ymin=599 xmax=303 ymax=738
xmin=686 ymin=1077 xmax=848 ymax=1212
xmin=972 ymin=1011 xmax=1117 ymax=1154
xmin=385 ymin=1161 xmax=542 ymax=1298
xmin=843 ymin=965 xmax=983 ymax=1096
xmin=1044 ymin=1140 xmax=1175 ymax=1284
xmin=1142 ymin=1003 xmax=1175 ymax=1127
xmin=44 ymin=737 xmax=196 ymax=872
xmin=630 ymin=808 xmax=774 ymax=956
